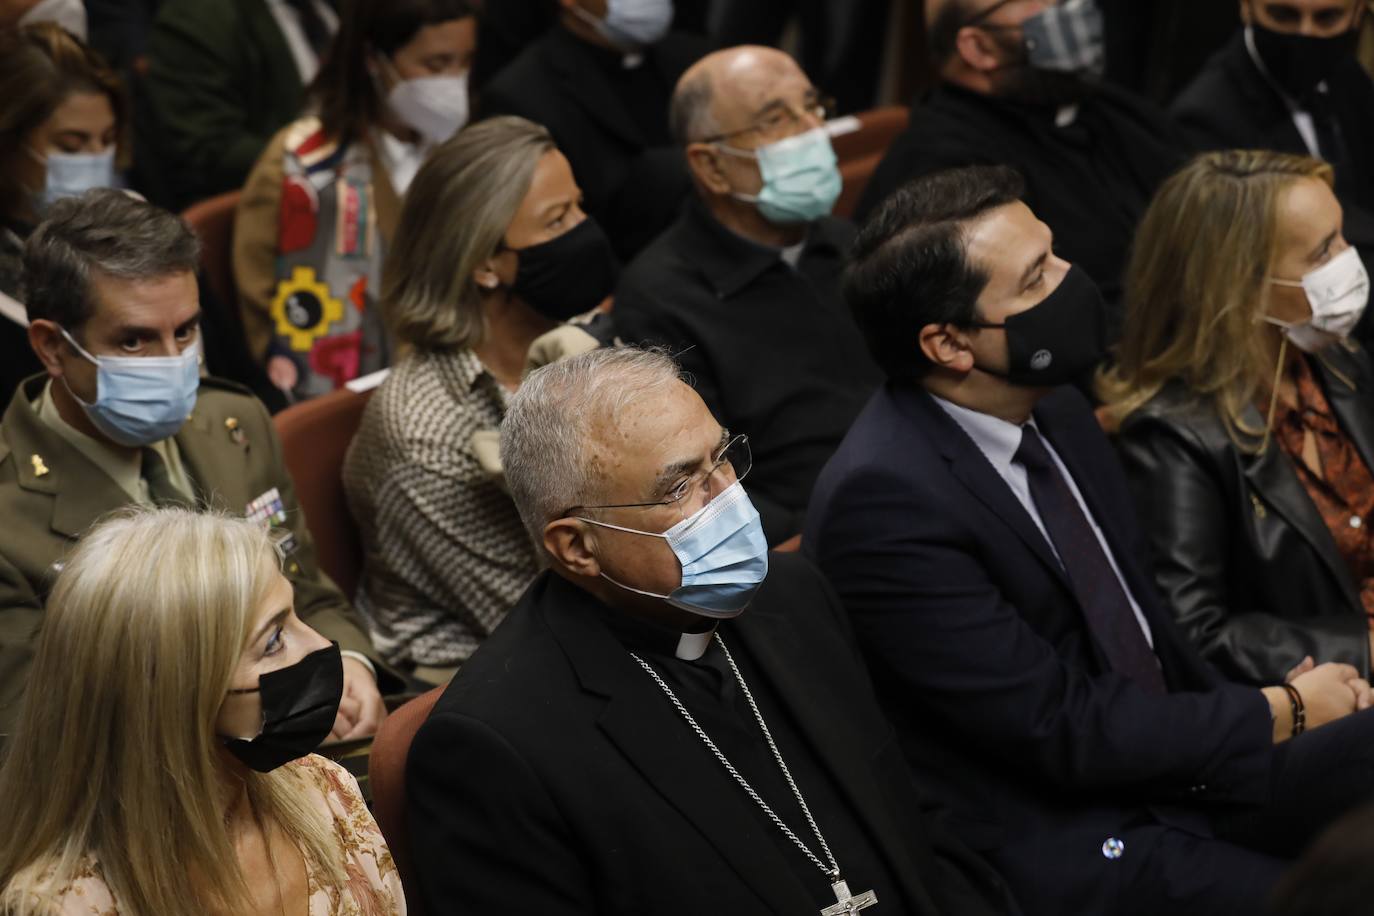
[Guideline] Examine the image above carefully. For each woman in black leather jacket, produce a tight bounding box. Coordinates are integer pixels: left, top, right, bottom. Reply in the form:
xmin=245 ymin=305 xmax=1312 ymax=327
xmin=1099 ymin=149 xmax=1374 ymax=686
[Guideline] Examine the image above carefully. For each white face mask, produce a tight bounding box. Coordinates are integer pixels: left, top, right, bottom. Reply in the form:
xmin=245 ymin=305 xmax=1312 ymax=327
xmin=385 ymin=68 xmax=470 ymax=146
xmin=1265 ymin=246 xmax=1370 ymax=353
xmin=19 ymin=0 xmax=88 ymax=40
xmin=571 ymin=0 xmax=674 ymax=49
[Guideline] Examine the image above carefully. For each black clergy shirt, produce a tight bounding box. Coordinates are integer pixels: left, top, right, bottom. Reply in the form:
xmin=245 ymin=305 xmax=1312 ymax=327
xmin=593 ymin=603 xmax=905 ymax=913
xmin=613 ymin=200 xmax=882 ymax=545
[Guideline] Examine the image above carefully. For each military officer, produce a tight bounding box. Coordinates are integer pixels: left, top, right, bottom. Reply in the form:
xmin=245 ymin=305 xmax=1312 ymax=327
xmin=0 ymin=189 xmax=393 ymax=735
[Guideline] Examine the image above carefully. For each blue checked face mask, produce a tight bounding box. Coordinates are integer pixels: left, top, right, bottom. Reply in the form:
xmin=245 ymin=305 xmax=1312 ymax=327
xmin=60 ymin=327 xmax=201 ymax=447
xmin=717 ymin=126 xmax=843 ymax=225
xmin=578 ymin=480 xmax=770 ymax=618
xmin=1020 ymin=0 xmax=1105 ymax=76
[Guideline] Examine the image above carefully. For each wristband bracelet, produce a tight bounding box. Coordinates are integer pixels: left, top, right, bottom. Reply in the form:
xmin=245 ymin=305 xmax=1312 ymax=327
xmin=1281 ymin=683 xmax=1306 ymax=737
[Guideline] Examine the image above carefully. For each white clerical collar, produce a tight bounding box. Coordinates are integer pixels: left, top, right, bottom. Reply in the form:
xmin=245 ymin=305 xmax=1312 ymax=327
xmin=675 ymin=628 xmax=717 ymax=661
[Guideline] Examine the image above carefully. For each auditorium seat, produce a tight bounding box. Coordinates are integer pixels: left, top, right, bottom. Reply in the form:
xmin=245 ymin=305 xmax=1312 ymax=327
xmin=827 ymin=106 xmax=910 ymax=220
xmin=180 ymin=190 xmax=241 ymax=309
xmin=369 ymin=685 xmax=445 ymax=916
xmin=274 ymin=384 xmax=375 ymax=599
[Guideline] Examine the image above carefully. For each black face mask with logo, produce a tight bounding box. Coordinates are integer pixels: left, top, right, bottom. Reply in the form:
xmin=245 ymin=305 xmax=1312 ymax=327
xmin=970 ymin=264 xmax=1107 ymax=387
xmin=221 ymin=643 xmax=343 ymax=773
xmin=508 ymin=216 xmax=620 ymax=322
xmin=1251 ymin=21 xmax=1360 ymax=101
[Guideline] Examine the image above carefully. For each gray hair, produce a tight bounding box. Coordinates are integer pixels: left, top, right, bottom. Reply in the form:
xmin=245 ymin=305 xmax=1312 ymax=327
xmin=669 ymin=69 xmax=721 ymax=145
xmin=383 ymin=115 xmax=555 ymax=352
xmin=21 ymin=189 xmax=200 ymax=330
xmin=500 ymin=347 xmax=685 ymax=541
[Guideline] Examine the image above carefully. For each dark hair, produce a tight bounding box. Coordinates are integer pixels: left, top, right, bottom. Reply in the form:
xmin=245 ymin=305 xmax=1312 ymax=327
xmin=22 ymin=189 xmax=200 ymax=331
xmin=927 ymin=0 xmax=979 ymax=63
xmin=0 ymin=23 xmax=125 ymax=224
xmin=845 ymin=164 xmax=1025 ymax=381
xmin=311 ymin=0 xmax=476 ymax=143
xmin=1271 ymin=804 xmax=1374 ymax=916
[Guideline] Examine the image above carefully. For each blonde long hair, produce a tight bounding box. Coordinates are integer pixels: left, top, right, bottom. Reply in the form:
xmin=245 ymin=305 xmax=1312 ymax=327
xmin=0 ymin=509 xmax=346 ymax=916
xmin=1097 ymin=150 xmax=1335 ymax=443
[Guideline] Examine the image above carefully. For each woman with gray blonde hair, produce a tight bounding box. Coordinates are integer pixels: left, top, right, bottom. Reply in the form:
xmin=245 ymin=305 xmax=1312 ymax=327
xmin=0 ymin=508 xmax=405 ymax=915
xmin=343 ymin=115 xmax=618 ymax=684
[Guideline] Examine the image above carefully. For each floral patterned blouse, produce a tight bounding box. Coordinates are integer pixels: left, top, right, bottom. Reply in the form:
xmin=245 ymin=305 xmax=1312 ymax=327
xmin=52 ymin=755 xmax=405 ymax=915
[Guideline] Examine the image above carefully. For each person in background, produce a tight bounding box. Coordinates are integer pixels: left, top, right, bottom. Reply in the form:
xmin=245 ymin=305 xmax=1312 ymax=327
xmin=479 ymin=0 xmax=710 ymax=260
xmin=0 ymin=508 xmax=405 ymax=916
xmin=0 ymin=23 xmax=125 ymax=405
xmin=614 ymin=46 xmax=880 ymax=546
xmin=859 ymin=0 xmax=1190 ymax=333
xmin=1102 ymin=151 xmax=1374 ymax=686
xmin=0 ymin=0 xmax=86 ymax=36
xmin=235 ymin=0 xmax=476 ymax=403
xmin=140 ymin=0 xmax=340 ymax=209
xmin=1171 ymin=0 xmax=1374 ymax=341
xmin=0 ymin=190 xmax=394 ymax=736
xmin=343 ymin=116 xmax=617 ymax=685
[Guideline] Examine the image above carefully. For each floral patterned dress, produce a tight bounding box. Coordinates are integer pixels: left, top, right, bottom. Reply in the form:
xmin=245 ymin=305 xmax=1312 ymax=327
xmin=52 ymin=755 xmax=405 ymax=915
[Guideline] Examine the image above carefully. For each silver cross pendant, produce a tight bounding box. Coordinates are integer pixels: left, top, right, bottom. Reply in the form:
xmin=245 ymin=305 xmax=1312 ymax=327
xmin=821 ymin=877 xmax=878 ymax=915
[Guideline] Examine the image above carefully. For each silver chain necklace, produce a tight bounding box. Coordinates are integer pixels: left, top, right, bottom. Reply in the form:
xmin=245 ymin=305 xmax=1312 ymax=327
xmin=629 ymin=634 xmax=879 ymax=915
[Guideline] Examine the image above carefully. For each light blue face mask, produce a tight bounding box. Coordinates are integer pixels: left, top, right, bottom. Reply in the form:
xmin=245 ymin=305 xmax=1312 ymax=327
xmin=718 ymin=126 xmax=842 ymax=225
xmin=571 ymin=0 xmax=674 ymax=49
xmin=43 ymin=148 xmax=117 ymax=208
xmin=578 ymin=480 xmax=770 ymax=618
xmin=60 ymin=327 xmax=201 ymax=447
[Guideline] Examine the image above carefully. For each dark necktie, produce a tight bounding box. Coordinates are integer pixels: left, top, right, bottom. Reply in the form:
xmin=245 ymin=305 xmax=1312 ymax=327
xmin=1014 ymin=426 xmax=1167 ymax=693
xmin=1305 ymin=91 xmax=1350 ymax=176
xmin=282 ymin=0 xmax=332 ymax=59
xmin=141 ymin=448 xmax=192 ymax=508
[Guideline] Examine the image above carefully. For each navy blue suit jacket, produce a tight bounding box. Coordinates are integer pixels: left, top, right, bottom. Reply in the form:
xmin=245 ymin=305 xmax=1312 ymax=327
xmin=804 ymin=383 xmax=1275 ymax=913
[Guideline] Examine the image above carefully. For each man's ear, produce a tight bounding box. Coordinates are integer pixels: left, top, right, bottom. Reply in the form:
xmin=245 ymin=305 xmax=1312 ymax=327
xmin=954 ymin=25 xmax=1005 ymax=72
xmin=685 ymin=142 xmax=732 ymax=195
xmin=543 ymin=517 xmax=602 ymax=578
xmin=918 ymin=322 xmax=977 ymax=373
xmin=28 ymin=319 xmax=67 ymax=377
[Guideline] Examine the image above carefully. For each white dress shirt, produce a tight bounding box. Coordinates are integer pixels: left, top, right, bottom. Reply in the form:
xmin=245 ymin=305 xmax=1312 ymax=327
xmin=265 ymin=0 xmax=340 ymax=84
xmin=933 ymin=394 xmax=1156 ymax=648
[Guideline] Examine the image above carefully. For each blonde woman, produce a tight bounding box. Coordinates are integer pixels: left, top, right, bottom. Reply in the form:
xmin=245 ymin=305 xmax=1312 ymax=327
xmin=1100 ymin=149 xmax=1374 ymax=687
xmin=0 ymin=508 xmax=405 ymax=915
xmin=342 ymin=115 xmax=616 ymax=684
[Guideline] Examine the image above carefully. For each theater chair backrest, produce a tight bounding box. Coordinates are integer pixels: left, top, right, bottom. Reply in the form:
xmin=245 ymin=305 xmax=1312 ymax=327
xmin=369 ymin=685 xmax=446 ymax=916
xmin=274 ymin=385 xmax=374 ymax=599
xmin=180 ymin=190 xmax=242 ymax=309
xmin=828 ymin=106 xmax=911 ymax=220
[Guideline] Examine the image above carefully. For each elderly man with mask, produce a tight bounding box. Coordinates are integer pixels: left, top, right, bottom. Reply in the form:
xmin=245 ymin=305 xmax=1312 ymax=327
xmin=479 ymin=0 xmax=709 ymax=260
xmin=405 ymin=346 xmax=1018 ymax=916
xmin=613 ymin=46 xmax=881 ymax=546
xmin=858 ymin=0 xmax=1190 ymax=330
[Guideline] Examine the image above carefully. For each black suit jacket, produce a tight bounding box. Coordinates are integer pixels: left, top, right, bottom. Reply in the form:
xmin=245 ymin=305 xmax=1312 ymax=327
xmin=1116 ymin=344 xmax=1374 ymax=685
xmin=613 ymin=201 xmax=881 ymax=544
xmin=406 ymin=553 xmax=1016 ymax=916
xmin=479 ymin=27 xmax=709 ymax=260
xmin=804 ymin=384 xmax=1275 ymax=915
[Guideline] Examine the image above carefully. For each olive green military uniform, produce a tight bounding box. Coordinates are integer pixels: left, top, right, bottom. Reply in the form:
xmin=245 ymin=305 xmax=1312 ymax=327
xmin=0 ymin=374 xmax=382 ymax=733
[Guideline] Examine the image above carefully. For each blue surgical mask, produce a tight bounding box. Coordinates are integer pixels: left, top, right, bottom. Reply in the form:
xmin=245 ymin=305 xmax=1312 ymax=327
xmin=571 ymin=0 xmax=674 ymax=49
xmin=718 ymin=127 xmax=842 ymax=225
xmin=43 ymin=148 xmax=117 ymax=208
xmin=60 ymin=328 xmax=201 ymax=447
xmin=578 ymin=480 xmax=770 ymax=618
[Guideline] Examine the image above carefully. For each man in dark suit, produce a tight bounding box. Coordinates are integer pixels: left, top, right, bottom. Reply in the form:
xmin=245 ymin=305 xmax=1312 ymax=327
xmin=613 ymin=46 xmax=881 ymax=546
xmin=805 ymin=165 xmax=1374 ymax=915
xmin=479 ymin=0 xmax=710 ymax=260
xmin=1171 ymin=0 xmax=1374 ymax=339
xmin=858 ymin=0 xmax=1189 ymax=329
xmin=406 ymin=347 xmax=1017 ymax=916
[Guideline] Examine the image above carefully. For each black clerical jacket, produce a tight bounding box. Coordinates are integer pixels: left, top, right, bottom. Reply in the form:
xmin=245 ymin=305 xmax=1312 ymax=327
xmin=479 ymin=26 xmax=709 ymax=260
xmin=405 ymin=553 xmax=1018 ymax=916
xmin=856 ymin=83 xmax=1189 ymax=331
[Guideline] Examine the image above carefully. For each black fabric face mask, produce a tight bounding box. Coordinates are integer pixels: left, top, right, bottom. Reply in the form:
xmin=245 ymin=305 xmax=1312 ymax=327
xmin=221 ymin=643 xmax=343 ymax=773
xmin=509 ymin=216 xmax=620 ymax=322
xmin=971 ymin=264 xmax=1106 ymax=387
xmin=1251 ymin=22 xmax=1359 ymax=100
